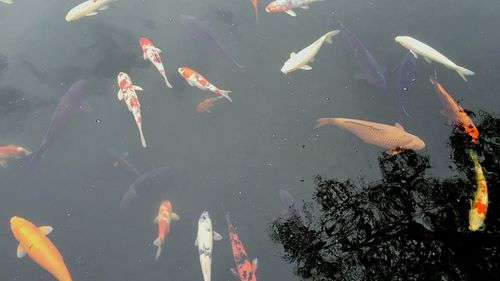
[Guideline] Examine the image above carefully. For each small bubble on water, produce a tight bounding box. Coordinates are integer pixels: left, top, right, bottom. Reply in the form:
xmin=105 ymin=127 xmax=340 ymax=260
xmin=96 ymin=119 xmax=101 ymax=124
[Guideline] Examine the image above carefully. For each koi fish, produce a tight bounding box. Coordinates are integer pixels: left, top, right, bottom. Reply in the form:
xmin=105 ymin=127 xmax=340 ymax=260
xmin=139 ymin=37 xmax=173 ymax=88
xmin=0 ymin=0 xmax=13 ymax=4
xmin=178 ymin=67 xmax=232 ymax=102
xmin=395 ymin=36 xmax=474 ymax=82
xmin=315 ymin=117 xmax=425 ymax=155
xmin=0 ymin=145 xmax=31 ymax=167
xmin=468 ymin=150 xmax=488 ymax=231
xmin=195 ymin=212 xmax=223 ymax=281
xmin=226 ymin=213 xmax=258 ymax=281
xmin=429 ymin=78 xmax=479 ymax=143
xmin=153 ymin=200 xmax=180 ymax=260
xmin=65 ymin=0 xmax=117 ymax=22
xmin=265 ymin=0 xmax=323 ymax=17
xmin=197 ymin=96 xmax=223 ymax=113
xmin=10 ymin=216 xmax=72 ymax=281
xmin=117 ymin=72 xmax=147 ymax=148
xmin=395 ymin=52 xmax=417 ymax=120
xmin=281 ymin=30 xmax=339 ymax=74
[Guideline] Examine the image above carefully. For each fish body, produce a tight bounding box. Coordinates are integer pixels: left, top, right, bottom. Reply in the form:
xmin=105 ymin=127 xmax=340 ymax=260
xmin=395 ymin=52 xmax=417 ymax=119
xmin=468 ymin=151 xmax=488 ymax=231
xmin=178 ymin=67 xmax=232 ymax=102
xmin=0 ymin=0 xmax=13 ymax=4
xmin=29 ymin=80 xmax=87 ymax=168
xmin=315 ymin=117 xmax=425 ymax=155
xmin=153 ymin=200 xmax=180 ymax=260
xmin=195 ymin=212 xmax=223 ymax=281
xmin=265 ymin=0 xmax=323 ymax=17
xmin=197 ymin=96 xmax=223 ymax=113
xmin=120 ymin=166 xmax=171 ymax=209
xmin=429 ymin=78 xmax=479 ymax=143
xmin=179 ymin=14 xmax=243 ymax=69
xmin=139 ymin=37 xmax=173 ymax=88
xmin=10 ymin=216 xmax=72 ymax=281
xmin=0 ymin=145 xmax=31 ymax=167
xmin=117 ymin=72 xmax=147 ymax=148
xmin=281 ymin=30 xmax=339 ymax=74
xmin=336 ymin=19 xmax=386 ymax=89
xmin=395 ymin=36 xmax=474 ymax=81
xmin=65 ymin=0 xmax=116 ymax=22
xmin=226 ymin=214 xmax=258 ymax=281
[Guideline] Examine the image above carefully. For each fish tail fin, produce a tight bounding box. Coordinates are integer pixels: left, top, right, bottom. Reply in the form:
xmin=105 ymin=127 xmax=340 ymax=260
xmin=454 ymin=66 xmax=475 ymax=82
xmin=218 ymin=90 xmax=232 ymax=102
xmin=164 ymin=77 xmax=173 ymax=89
xmin=153 ymin=238 xmax=162 ymax=260
xmin=0 ymin=157 xmax=7 ymax=168
xmin=315 ymin=118 xmax=336 ymax=128
xmin=324 ymin=30 xmax=340 ymax=44
xmin=140 ymin=130 xmax=147 ymax=148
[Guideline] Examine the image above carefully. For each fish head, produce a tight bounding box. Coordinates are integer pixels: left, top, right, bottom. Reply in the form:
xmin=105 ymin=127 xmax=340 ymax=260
xmin=10 ymin=216 xmax=27 ymax=234
xmin=395 ymin=36 xmax=411 ymax=48
xmin=265 ymin=1 xmax=289 ymax=13
xmin=160 ymin=200 xmax=172 ymax=212
xmin=139 ymin=37 xmax=152 ymax=48
xmin=199 ymin=211 xmax=211 ymax=222
xmin=178 ymin=67 xmax=191 ymax=78
xmin=407 ymin=135 xmax=426 ymax=151
xmin=280 ymin=61 xmax=293 ymax=74
xmin=468 ymin=209 xmax=485 ymax=231
xmin=65 ymin=5 xmax=85 ymax=22
xmin=117 ymin=72 xmax=131 ymax=86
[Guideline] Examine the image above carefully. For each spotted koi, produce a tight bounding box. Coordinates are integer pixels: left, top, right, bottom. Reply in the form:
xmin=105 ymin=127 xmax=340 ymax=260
xmin=468 ymin=150 xmax=488 ymax=231
xmin=225 ymin=214 xmax=258 ymax=281
xmin=117 ymin=72 xmax=147 ymax=148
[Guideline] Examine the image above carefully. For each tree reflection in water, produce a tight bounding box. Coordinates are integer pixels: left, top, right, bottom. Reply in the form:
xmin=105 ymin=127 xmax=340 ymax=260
xmin=270 ymin=111 xmax=499 ymax=281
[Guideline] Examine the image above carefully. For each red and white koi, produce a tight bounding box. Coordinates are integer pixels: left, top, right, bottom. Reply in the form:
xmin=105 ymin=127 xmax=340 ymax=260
xmin=117 ymin=72 xmax=147 ymax=148
xmin=139 ymin=37 xmax=173 ymax=89
xmin=178 ymin=67 xmax=232 ymax=102
xmin=197 ymin=96 xmax=223 ymax=113
xmin=0 ymin=145 xmax=31 ymax=168
xmin=153 ymin=200 xmax=180 ymax=260
xmin=265 ymin=0 xmax=323 ymax=17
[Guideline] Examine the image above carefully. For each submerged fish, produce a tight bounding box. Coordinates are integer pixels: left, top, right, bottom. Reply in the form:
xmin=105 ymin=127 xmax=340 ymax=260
xmin=281 ymin=30 xmax=339 ymax=74
xmin=315 ymin=117 xmax=425 ymax=155
xmin=153 ymin=200 xmax=180 ymax=260
xmin=178 ymin=67 xmax=232 ymax=102
xmin=0 ymin=145 xmax=31 ymax=168
xmin=226 ymin=213 xmax=258 ymax=281
xmin=468 ymin=150 xmax=488 ymax=231
xmin=107 ymin=147 xmax=140 ymax=176
xmin=197 ymin=96 xmax=223 ymax=113
xmin=10 ymin=216 xmax=72 ymax=281
xmin=265 ymin=0 xmax=323 ymax=17
xmin=195 ymin=211 xmax=223 ymax=281
xmin=179 ymin=14 xmax=243 ymax=69
xmin=335 ymin=18 xmax=386 ymax=89
xmin=395 ymin=52 xmax=417 ymax=119
xmin=278 ymin=189 xmax=305 ymax=225
xmin=212 ymin=10 xmax=241 ymax=39
xmin=29 ymin=80 xmax=88 ymax=168
xmin=65 ymin=0 xmax=117 ymax=22
xmin=117 ymin=72 xmax=147 ymax=148
xmin=395 ymin=36 xmax=474 ymax=82
xmin=120 ymin=166 xmax=171 ymax=208
xmin=429 ymin=78 xmax=479 ymax=143
xmin=139 ymin=37 xmax=173 ymax=88
xmin=0 ymin=0 xmax=13 ymax=4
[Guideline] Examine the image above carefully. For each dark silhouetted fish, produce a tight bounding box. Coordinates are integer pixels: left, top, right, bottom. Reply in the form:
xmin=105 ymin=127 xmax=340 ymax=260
xmin=279 ymin=189 xmax=305 ymax=225
xmin=334 ymin=18 xmax=386 ymax=89
xmin=29 ymin=80 xmax=88 ymax=168
xmin=120 ymin=166 xmax=171 ymax=209
xmin=395 ymin=52 xmax=417 ymax=120
xmin=212 ymin=10 xmax=242 ymax=40
xmin=107 ymin=148 xmax=140 ymax=176
xmin=179 ymin=14 xmax=243 ymax=69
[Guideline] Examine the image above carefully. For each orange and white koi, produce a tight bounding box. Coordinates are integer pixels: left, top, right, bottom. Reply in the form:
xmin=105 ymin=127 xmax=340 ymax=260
xmin=117 ymin=72 xmax=147 ymax=148
xmin=153 ymin=200 xmax=180 ymax=260
xmin=430 ymin=78 xmax=479 ymax=143
xmin=226 ymin=213 xmax=258 ymax=281
xmin=0 ymin=144 xmax=31 ymax=167
xmin=468 ymin=151 xmax=488 ymax=231
xmin=197 ymin=96 xmax=223 ymax=113
xmin=178 ymin=67 xmax=232 ymax=102
xmin=10 ymin=216 xmax=72 ymax=281
xmin=265 ymin=0 xmax=323 ymax=17
xmin=139 ymin=37 xmax=173 ymax=88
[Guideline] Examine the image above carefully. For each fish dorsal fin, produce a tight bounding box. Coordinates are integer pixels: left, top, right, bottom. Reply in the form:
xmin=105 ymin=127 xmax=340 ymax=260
xmin=343 ymin=120 xmax=385 ymax=131
xmin=194 ymin=237 xmax=198 ymax=247
xmin=290 ymin=52 xmax=296 ymax=58
xmin=395 ymin=123 xmax=405 ymax=131
xmin=16 ymin=244 xmax=26 ymax=258
xmin=39 ymin=226 xmax=53 ymax=235
xmin=213 ymin=231 xmax=223 ymax=241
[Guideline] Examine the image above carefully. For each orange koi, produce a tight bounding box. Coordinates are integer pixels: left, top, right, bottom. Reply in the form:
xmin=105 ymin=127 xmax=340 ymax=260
xmin=430 ymin=78 xmax=479 ymax=143
xmin=226 ymin=214 xmax=258 ymax=281
xmin=10 ymin=216 xmax=72 ymax=281
xmin=468 ymin=151 xmax=488 ymax=231
xmin=153 ymin=200 xmax=180 ymax=260
xmin=0 ymin=144 xmax=31 ymax=167
xmin=178 ymin=67 xmax=232 ymax=102
xmin=197 ymin=96 xmax=223 ymax=113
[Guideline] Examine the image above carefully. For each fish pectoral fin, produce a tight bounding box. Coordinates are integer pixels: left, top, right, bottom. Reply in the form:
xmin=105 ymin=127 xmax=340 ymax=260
xmin=154 ymin=47 xmax=162 ymax=53
xmin=0 ymin=158 xmax=7 ymax=168
xmin=230 ymin=268 xmax=239 ymax=278
xmin=143 ymin=52 xmax=148 ymax=60
xmin=289 ymin=52 xmax=296 ymax=58
xmin=410 ymin=50 xmax=418 ymax=59
xmin=117 ymin=90 xmax=124 ymax=100
xmin=39 ymin=226 xmax=53 ymax=235
xmin=213 ymin=231 xmax=223 ymax=241
xmin=285 ymin=10 xmax=297 ymax=17
xmin=300 ymin=5 xmax=310 ymax=9
xmin=153 ymin=237 xmax=162 ymax=247
xmin=253 ymin=258 xmax=259 ymax=270
xmin=98 ymin=5 xmax=109 ymax=11
xmin=394 ymin=122 xmax=405 ymax=131
xmin=133 ymin=85 xmax=144 ymax=91
xmin=86 ymin=12 xmax=98 ymax=16
xmin=153 ymin=215 xmax=160 ymax=224
xmin=16 ymin=244 xmax=26 ymax=258
xmin=171 ymin=212 xmax=180 ymax=221
xmin=300 ymin=65 xmax=312 ymax=70
xmin=194 ymin=237 xmax=198 ymax=247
